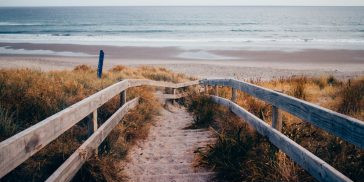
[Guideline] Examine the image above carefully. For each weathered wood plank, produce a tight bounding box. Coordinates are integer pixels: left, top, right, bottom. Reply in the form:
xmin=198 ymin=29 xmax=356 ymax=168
xmin=201 ymin=79 xmax=364 ymax=148
xmin=127 ymin=79 xmax=199 ymax=89
xmin=231 ymin=88 xmax=237 ymax=103
xmin=46 ymin=98 xmax=139 ymax=182
xmin=210 ymin=96 xmax=352 ymax=182
xmin=174 ymin=80 xmax=199 ymax=88
xmin=87 ymin=110 xmax=98 ymax=137
xmin=92 ymin=110 xmax=98 ymax=132
xmin=272 ymin=105 xmax=282 ymax=132
xmin=158 ymin=93 xmax=187 ymax=100
xmin=0 ymin=79 xmax=199 ymax=178
xmin=92 ymin=110 xmax=98 ymax=156
xmin=120 ymin=90 xmax=126 ymax=107
xmin=0 ymin=80 xmax=129 ymax=178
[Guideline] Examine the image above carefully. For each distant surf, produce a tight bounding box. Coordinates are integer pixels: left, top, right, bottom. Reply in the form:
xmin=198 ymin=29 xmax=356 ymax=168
xmin=0 ymin=6 xmax=364 ymax=50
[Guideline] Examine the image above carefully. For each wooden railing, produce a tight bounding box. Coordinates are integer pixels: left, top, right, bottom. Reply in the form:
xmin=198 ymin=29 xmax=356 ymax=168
xmin=201 ymin=79 xmax=364 ymax=148
xmin=46 ymin=98 xmax=140 ymax=182
xmin=0 ymin=78 xmax=363 ymax=182
xmin=0 ymin=79 xmax=198 ymax=181
xmin=201 ymin=78 xmax=364 ymax=182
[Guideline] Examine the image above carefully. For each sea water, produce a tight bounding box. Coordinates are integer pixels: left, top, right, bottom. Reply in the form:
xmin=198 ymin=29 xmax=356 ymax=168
xmin=0 ymin=6 xmax=363 ymax=50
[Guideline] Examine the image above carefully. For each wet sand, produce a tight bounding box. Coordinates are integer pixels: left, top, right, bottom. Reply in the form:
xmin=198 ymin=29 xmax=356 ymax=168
xmin=0 ymin=42 xmax=363 ymax=80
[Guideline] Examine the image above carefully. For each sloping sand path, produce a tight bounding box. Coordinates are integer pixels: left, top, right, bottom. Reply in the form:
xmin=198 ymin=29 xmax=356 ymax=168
xmin=123 ymin=103 xmax=216 ymax=182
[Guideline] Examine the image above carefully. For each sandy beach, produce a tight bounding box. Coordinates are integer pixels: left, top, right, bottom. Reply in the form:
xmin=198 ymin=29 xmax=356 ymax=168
xmin=0 ymin=42 xmax=364 ymax=80
xmin=1 ymin=6 xmax=364 ymax=182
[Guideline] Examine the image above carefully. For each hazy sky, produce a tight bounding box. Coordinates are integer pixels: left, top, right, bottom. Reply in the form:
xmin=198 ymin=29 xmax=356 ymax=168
xmin=0 ymin=0 xmax=363 ymax=6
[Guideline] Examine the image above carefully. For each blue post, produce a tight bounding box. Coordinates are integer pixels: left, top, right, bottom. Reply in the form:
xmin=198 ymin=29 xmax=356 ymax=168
xmin=97 ymin=50 xmax=104 ymax=79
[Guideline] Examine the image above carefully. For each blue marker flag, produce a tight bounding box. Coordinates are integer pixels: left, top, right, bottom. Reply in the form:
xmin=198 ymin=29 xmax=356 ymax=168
xmin=97 ymin=50 xmax=104 ymax=78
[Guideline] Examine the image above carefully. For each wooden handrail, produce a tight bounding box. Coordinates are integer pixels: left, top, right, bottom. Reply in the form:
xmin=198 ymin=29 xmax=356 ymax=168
xmin=0 ymin=79 xmax=198 ymax=178
xmin=46 ymin=98 xmax=140 ymax=182
xmin=210 ymin=96 xmax=352 ymax=182
xmin=0 ymin=78 xmax=362 ymax=182
xmin=0 ymin=80 xmax=129 ymax=178
xmin=201 ymin=78 xmax=364 ymax=149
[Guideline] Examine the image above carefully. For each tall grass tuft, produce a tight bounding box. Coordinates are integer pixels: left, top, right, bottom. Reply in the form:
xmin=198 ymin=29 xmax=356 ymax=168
xmin=292 ymin=83 xmax=306 ymax=100
xmin=186 ymin=95 xmax=216 ymax=128
xmin=289 ymin=77 xmax=307 ymax=100
xmin=0 ymin=105 xmax=17 ymax=141
xmin=337 ymin=78 xmax=364 ymax=114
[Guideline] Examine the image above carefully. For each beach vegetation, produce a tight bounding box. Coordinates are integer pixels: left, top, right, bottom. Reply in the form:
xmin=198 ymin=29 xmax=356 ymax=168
xmin=0 ymin=65 xmax=191 ymax=181
xmin=186 ymin=76 xmax=364 ymax=182
xmin=1 ymin=65 xmax=363 ymax=181
xmin=337 ymin=78 xmax=364 ymax=115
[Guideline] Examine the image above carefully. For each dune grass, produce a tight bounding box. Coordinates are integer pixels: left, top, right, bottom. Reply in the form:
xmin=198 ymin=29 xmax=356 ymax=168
xmin=0 ymin=66 xmax=362 ymax=181
xmin=0 ymin=65 xmax=191 ymax=181
xmin=185 ymin=76 xmax=364 ymax=182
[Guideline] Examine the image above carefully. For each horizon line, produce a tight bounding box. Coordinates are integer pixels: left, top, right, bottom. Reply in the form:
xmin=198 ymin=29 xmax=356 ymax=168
xmin=1 ymin=5 xmax=364 ymax=7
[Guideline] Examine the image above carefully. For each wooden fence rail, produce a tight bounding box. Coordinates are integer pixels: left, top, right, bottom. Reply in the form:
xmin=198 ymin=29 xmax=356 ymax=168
xmin=46 ymin=98 xmax=140 ymax=182
xmin=0 ymin=79 xmax=198 ymax=179
xmin=200 ymin=78 xmax=364 ymax=149
xmin=210 ymin=96 xmax=352 ymax=182
xmin=0 ymin=78 xmax=363 ymax=182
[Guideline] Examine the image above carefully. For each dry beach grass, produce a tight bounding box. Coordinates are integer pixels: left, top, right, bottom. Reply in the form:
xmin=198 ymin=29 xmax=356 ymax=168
xmin=0 ymin=65 xmax=363 ymax=181
xmin=0 ymin=65 xmax=191 ymax=181
xmin=185 ymin=76 xmax=364 ymax=182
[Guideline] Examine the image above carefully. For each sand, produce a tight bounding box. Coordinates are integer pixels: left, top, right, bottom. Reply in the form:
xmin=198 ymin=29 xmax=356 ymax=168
xmin=122 ymin=103 xmax=216 ymax=181
xmin=0 ymin=42 xmax=364 ymax=80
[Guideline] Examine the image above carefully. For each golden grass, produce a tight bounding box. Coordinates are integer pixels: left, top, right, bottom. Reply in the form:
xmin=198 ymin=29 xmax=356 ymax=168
xmin=186 ymin=76 xmax=364 ymax=182
xmin=0 ymin=65 xmax=191 ymax=181
xmin=0 ymin=65 xmax=362 ymax=181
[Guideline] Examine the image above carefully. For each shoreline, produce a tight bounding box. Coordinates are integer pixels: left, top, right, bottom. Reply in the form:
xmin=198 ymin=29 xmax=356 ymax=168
xmin=1 ymin=42 xmax=364 ymax=62
xmin=0 ymin=42 xmax=363 ymax=80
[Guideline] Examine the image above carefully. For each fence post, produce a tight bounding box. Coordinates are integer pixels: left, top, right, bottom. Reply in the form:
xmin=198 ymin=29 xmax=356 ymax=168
xmin=97 ymin=50 xmax=104 ymax=79
xmin=214 ymin=85 xmax=218 ymax=96
xmin=272 ymin=105 xmax=282 ymax=132
xmin=120 ymin=90 xmax=126 ymax=107
xmin=87 ymin=110 xmax=98 ymax=155
xmin=172 ymin=88 xmax=176 ymax=104
xmin=231 ymin=88 xmax=237 ymax=103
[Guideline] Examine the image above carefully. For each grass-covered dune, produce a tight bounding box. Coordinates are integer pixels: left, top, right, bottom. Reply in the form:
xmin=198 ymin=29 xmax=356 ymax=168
xmin=0 ymin=65 xmax=363 ymax=182
xmin=185 ymin=76 xmax=364 ymax=182
xmin=0 ymin=65 xmax=192 ymax=181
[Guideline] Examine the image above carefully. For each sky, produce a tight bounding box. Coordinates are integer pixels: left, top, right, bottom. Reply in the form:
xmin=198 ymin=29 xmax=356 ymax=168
xmin=0 ymin=0 xmax=363 ymax=6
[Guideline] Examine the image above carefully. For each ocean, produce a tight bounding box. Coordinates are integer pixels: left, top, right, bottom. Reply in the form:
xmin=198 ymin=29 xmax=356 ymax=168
xmin=0 ymin=6 xmax=364 ymax=50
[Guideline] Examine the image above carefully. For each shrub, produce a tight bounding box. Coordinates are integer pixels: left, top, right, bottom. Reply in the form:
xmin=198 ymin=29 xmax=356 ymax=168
xmin=327 ymin=75 xmax=339 ymax=86
xmin=74 ymin=65 xmax=93 ymax=72
xmin=185 ymin=95 xmax=215 ymax=128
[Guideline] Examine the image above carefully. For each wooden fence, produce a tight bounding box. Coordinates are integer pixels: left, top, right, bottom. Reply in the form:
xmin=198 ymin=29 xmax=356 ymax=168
xmin=0 ymin=78 xmax=362 ymax=182
xmin=201 ymin=79 xmax=364 ymax=148
xmin=200 ymin=78 xmax=364 ymax=182
xmin=0 ymin=79 xmax=198 ymax=181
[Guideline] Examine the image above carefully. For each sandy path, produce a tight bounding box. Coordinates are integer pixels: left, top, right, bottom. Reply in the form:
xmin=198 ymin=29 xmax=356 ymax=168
xmin=122 ymin=104 xmax=216 ymax=182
